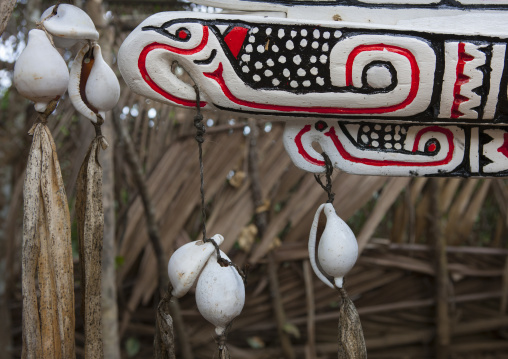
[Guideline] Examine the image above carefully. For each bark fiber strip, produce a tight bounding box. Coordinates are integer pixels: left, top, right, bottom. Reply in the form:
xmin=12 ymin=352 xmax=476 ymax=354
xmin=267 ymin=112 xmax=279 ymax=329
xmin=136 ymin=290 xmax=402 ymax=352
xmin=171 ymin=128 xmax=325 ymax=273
xmin=338 ymin=288 xmax=367 ymax=359
xmin=77 ymin=136 xmax=107 ymax=359
xmin=22 ymin=123 xmax=75 ymax=359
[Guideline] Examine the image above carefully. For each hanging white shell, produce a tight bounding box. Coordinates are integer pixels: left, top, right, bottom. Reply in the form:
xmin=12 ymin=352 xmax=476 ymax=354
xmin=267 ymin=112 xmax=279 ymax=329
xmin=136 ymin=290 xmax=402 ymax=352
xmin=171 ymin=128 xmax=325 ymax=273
xmin=195 ymin=249 xmax=245 ymax=336
xmin=308 ymin=203 xmax=358 ymax=289
xmin=41 ymin=4 xmax=99 ymax=49
xmin=168 ymin=234 xmax=224 ymax=298
xmin=85 ymin=45 xmax=120 ymax=111
xmin=13 ymin=29 xmax=69 ymax=113
xmin=68 ymin=43 xmax=120 ymax=123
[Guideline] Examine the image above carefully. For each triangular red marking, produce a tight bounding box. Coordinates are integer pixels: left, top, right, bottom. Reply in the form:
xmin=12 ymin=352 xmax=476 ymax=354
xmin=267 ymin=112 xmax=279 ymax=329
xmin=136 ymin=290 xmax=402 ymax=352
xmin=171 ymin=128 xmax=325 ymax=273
xmin=459 ymin=51 xmax=475 ymax=62
xmin=498 ymin=133 xmax=508 ymax=158
xmin=456 ymin=73 xmax=470 ymax=85
xmin=224 ymin=26 xmax=249 ymax=59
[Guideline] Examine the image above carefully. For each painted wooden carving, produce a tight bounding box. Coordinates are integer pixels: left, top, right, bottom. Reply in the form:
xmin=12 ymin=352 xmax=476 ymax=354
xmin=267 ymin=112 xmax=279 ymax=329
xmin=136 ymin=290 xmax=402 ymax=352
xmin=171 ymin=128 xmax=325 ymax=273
xmin=118 ymin=2 xmax=508 ymax=177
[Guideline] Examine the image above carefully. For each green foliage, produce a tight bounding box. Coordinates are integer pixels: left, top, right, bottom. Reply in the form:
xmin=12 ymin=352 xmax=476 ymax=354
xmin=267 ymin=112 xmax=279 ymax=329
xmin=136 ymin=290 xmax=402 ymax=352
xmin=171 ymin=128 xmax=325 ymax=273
xmin=125 ymin=337 xmax=141 ymax=357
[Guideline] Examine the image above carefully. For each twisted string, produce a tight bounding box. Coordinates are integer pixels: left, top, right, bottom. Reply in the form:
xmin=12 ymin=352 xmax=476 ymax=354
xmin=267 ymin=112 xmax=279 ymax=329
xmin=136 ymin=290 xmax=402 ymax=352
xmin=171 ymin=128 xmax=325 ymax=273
xmin=314 ymin=152 xmax=335 ymax=203
xmin=192 ymin=86 xmax=246 ymax=283
xmin=36 ymin=3 xmax=60 ymax=48
xmin=193 ymin=85 xmax=208 ymax=243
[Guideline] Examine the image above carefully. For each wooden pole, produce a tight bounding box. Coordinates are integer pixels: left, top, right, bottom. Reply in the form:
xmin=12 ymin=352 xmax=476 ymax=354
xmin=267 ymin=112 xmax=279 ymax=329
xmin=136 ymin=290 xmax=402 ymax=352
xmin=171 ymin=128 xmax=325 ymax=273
xmin=429 ymin=178 xmax=450 ymax=359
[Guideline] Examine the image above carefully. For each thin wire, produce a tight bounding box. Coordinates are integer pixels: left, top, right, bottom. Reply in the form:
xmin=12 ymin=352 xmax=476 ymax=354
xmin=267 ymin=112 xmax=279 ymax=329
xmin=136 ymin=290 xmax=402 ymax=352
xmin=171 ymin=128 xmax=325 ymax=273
xmin=314 ymin=152 xmax=335 ymax=204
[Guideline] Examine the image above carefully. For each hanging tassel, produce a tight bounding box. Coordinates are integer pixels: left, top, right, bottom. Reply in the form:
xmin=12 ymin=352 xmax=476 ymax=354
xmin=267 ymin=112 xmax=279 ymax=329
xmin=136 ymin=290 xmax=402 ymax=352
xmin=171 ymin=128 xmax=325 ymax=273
xmin=76 ymin=123 xmax=108 ymax=359
xmin=311 ymin=152 xmax=367 ymax=359
xmin=215 ymin=327 xmax=231 ymax=359
xmin=155 ymin=285 xmax=176 ymax=359
xmin=22 ymin=107 xmax=75 ymax=358
xmin=215 ymin=345 xmax=231 ymax=359
xmin=337 ymin=287 xmax=367 ymax=359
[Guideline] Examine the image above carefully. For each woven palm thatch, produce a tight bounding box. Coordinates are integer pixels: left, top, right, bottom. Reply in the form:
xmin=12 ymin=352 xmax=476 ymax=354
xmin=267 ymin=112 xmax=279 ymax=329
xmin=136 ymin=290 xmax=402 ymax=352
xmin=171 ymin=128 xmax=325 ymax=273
xmin=1 ymin=2 xmax=508 ymax=358
xmin=107 ymin=81 xmax=508 ymax=358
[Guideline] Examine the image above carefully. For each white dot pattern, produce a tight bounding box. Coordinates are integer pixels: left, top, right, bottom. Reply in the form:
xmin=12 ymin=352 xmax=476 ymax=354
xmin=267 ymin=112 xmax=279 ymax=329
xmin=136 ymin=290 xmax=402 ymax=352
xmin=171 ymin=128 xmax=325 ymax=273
xmin=235 ymin=24 xmax=333 ymax=91
xmin=358 ymin=123 xmax=408 ymax=150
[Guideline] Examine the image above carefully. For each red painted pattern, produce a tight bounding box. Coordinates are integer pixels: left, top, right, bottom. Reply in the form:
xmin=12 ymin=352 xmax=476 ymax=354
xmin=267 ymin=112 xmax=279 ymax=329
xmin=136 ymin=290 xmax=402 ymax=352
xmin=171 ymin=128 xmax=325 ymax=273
xmin=294 ymin=125 xmax=455 ymax=168
xmin=204 ymin=45 xmax=419 ymax=115
xmin=451 ymin=42 xmax=474 ymax=119
xmin=224 ymin=26 xmax=249 ymax=59
xmin=497 ymin=133 xmax=508 ymax=158
xmin=138 ymin=26 xmax=209 ymax=107
xmin=295 ymin=125 xmax=326 ymax=166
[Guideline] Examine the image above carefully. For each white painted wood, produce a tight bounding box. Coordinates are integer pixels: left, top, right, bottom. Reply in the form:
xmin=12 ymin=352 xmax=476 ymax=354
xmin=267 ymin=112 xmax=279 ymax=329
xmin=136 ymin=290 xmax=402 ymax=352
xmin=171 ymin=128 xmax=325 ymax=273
xmin=470 ymin=127 xmax=480 ymax=173
xmin=483 ymin=129 xmax=508 ymax=173
xmin=483 ymin=44 xmax=506 ymax=120
xmin=118 ymin=7 xmax=508 ymax=177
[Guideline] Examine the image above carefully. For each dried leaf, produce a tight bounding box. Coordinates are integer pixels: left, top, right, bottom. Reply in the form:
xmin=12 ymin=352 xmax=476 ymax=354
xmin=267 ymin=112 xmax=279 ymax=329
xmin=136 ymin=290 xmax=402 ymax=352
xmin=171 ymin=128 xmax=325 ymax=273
xmin=229 ymin=170 xmax=246 ymax=188
xmin=337 ymin=288 xmax=367 ymax=359
xmin=237 ymin=224 xmax=258 ymax=252
xmin=22 ymin=123 xmax=75 ymax=359
xmin=283 ymin=323 xmax=301 ymax=339
xmin=76 ymin=136 xmax=105 ymax=358
xmin=255 ymin=199 xmax=271 ymax=214
xmin=268 ymin=237 xmax=282 ymax=251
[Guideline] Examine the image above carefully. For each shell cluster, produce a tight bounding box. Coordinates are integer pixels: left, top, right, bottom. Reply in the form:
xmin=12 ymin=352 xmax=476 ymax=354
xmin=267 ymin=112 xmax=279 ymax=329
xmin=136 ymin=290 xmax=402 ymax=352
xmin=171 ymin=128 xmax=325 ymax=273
xmin=168 ymin=234 xmax=245 ymax=336
xmin=13 ymin=4 xmax=120 ymax=122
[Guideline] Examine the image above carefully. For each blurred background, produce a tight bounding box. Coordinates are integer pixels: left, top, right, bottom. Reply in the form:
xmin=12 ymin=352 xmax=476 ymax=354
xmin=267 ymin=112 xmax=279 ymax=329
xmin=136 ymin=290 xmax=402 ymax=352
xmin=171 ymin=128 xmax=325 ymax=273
xmin=1 ymin=0 xmax=508 ymax=358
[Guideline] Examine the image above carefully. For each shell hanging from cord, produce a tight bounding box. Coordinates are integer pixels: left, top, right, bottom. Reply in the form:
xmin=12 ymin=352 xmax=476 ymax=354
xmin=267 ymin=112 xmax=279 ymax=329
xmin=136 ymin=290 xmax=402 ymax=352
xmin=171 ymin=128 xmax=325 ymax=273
xmin=40 ymin=4 xmax=99 ymax=49
xmin=13 ymin=29 xmax=69 ymax=113
xmin=196 ymin=249 xmax=245 ymax=336
xmin=308 ymin=203 xmax=358 ymax=289
xmin=69 ymin=43 xmax=121 ymax=123
xmin=168 ymin=234 xmax=225 ymax=298
xmin=168 ymin=234 xmax=245 ymax=336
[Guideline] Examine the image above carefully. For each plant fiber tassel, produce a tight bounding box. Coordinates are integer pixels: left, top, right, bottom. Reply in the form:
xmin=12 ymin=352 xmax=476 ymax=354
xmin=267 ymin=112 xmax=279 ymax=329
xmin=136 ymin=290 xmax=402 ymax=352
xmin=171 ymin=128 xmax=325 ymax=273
xmin=76 ymin=134 xmax=108 ymax=359
xmin=155 ymin=287 xmax=176 ymax=359
xmin=22 ymin=120 xmax=75 ymax=358
xmin=337 ymin=287 xmax=367 ymax=359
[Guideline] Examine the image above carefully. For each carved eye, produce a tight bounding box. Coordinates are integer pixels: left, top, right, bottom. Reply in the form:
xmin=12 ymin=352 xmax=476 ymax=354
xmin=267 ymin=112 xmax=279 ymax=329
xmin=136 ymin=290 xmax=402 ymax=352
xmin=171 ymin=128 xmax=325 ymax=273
xmin=315 ymin=121 xmax=328 ymax=132
xmin=176 ymin=28 xmax=190 ymax=41
xmin=425 ymin=139 xmax=439 ymax=153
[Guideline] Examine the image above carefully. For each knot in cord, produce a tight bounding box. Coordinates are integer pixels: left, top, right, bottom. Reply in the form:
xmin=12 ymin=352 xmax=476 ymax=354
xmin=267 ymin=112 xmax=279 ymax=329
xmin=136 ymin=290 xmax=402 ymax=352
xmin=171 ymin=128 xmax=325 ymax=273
xmin=193 ymin=113 xmax=205 ymax=143
xmin=314 ymin=151 xmax=335 ymax=204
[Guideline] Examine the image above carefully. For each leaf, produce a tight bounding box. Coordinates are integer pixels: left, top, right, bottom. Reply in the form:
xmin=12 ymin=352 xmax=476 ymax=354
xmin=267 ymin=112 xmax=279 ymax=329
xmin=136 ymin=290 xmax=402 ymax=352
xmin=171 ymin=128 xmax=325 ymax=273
xmin=283 ymin=323 xmax=301 ymax=339
xmin=125 ymin=337 xmax=141 ymax=357
xmin=246 ymin=336 xmax=265 ymax=349
xmin=115 ymin=256 xmax=125 ymax=269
